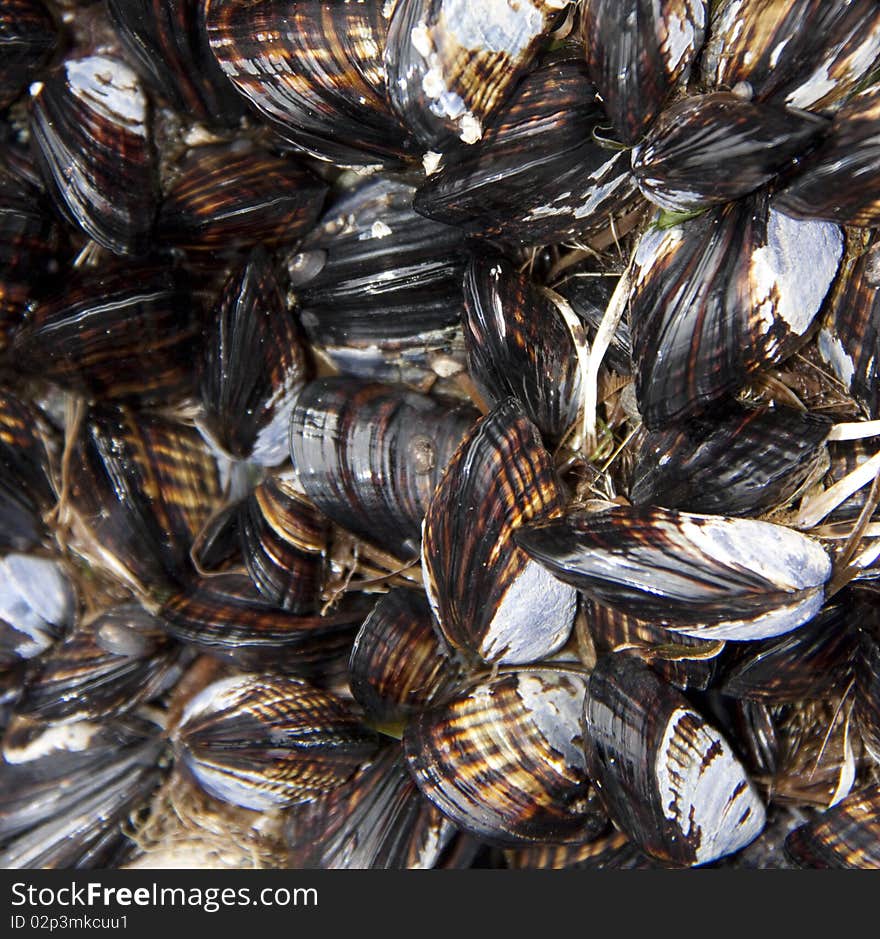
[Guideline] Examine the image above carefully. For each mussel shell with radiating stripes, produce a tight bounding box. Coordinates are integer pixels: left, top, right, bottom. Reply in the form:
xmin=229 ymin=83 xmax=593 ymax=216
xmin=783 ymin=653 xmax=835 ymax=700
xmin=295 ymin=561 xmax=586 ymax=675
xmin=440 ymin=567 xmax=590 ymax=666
xmin=290 ymin=378 xmax=478 ymax=561
xmin=349 ymin=588 xmax=461 ymax=722
xmin=292 ymin=178 xmax=468 ymax=385
xmin=463 ymin=255 xmax=583 ymax=445
xmin=174 ymin=674 xmax=380 ymax=811
xmin=29 ymin=55 xmax=157 ymax=256
xmin=0 ymin=0 xmax=58 ymax=110
xmin=199 ymin=246 xmax=310 ymax=464
xmin=157 ymin=144 xmax=327 ymax=254
xmin=422 ymin=398 xmax=577 ymax=665
xmin=204 ymin=0 xmax=418 ymax=167
xmin=515 ymin=506 xmax=832 ymax=641
xmin=404 ymin=668 xmax=606 ymax=846
xmin=856 ymin=620 xmax=880 ymax=764
xmin=581 ymin=0 xmax=707 ymax=145
xmin=631 ymin=92 xmax=828 ymax=212
xmin=629 ymin=404 xmax=832 ymax=517
xmin=629 ymin=194 xmax=843 ymax=428
xmin=413 ymin=46 xmax=642 ymax=247
xmin=384 ymin=0 xmax=563 ymax=149
xmin=785 ymin=784 xmax=880 ymax=869
xmin=584 ymin=653 xmax=765 ymax=866
xmin=285 ymin=742 xmax=457 ymax=869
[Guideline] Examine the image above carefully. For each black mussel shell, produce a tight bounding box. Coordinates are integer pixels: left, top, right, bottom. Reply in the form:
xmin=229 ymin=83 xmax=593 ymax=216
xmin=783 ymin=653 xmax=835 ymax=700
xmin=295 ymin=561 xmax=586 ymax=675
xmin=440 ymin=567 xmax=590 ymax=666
xmin=157 ymin=143 xmax=327 ymax=255
xmin=722 ymin=601 xmax=856 ymax=703
xmin=0 ymin=554 xmax=75 ymax=669
xmin=160 ymin=574 xmax=358 ymax=678
xmin=632 ymin=91 xmax=828 ymax=212
xmin=785 ymin=784 xmax=880 ymax=869
xmin=553 ymin=271 xmax=631 ymax=375
xmin=856 ymin=618 xmax=880 ymax=764
xmin=774 ymin=89 xmax=880 ymax=227
xmin=516 ymin=505 xmax=832 ymax=641
xmin=385 ymin=0 xmax=562 ymax=150
xmin=285 ymin=743 xmax=457 ymax=869
xmin=404 ymin=668 xmax=606 ymax=847
xmin=204 ymin=0 xmax=418 ymax=167
xmin=290 ymin=378 xmax=478 ymax=561
xmin=173 ymin=673 xmax=380 ymax=811
xmin=29 ymin=55 xmax=158 ymax=256
xmin=69 ymin=407 xmax=222 ymax=595
xmin=463 ymin=254 xmax=583 ymax=446
xmin=107 ymin=0 xmax=244 ymax=127
xmin=581 ymin=0 xmax=707 ymax=145
xmin=0 ymin=717 xmax=162 ymax=868
xmin=199 ymin=246 xmax=309 ymax=464
xmin=629 ymin=403 xmax=832 ymax=517
xmin=0 ymin=389 xmax=55 ymax=553
xmin=704 ymin=0 xmax=880 ymax=113
xmin=584 ymin=653 xmax=765 ymax=866
xmin=0 ymin=0 xmax=57 ymax=111
xmin=13 ymin=264 xmax=198 ymax=405
xmin=414 ymin=46 xmax=642 ymax=247
xmin=422 ymin=399 xmax=577 ymax=665
xmin=292 ymin=178 xmax=468 ymax=386
xmin=191 ymin=501 xmax=242 ymax=574
xmin=349 ymin=588 xmax=461 ymax=723
xmin=583 ymin=597 xmax=718 ymax=692
xmin=237 ymin=474 xmax=327 ymax=615
xmin=630 ymin=193 xmax=843 ymax=428
xmin=818 ymin=239 xmax=880 ymax=417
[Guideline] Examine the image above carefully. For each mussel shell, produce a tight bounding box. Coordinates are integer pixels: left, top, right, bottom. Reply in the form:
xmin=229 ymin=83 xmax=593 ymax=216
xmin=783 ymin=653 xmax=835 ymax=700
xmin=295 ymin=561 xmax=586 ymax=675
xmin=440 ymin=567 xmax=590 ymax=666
xmin=174 ymin=673 xmax=380 ymax=810
xmin=404 ymin=668 xmax=606 ymax=847
xmin=29 ymin=55 xmax=158 ymax=256
xmin=384 ymin=0 xmax=563 ymax=149
xmin=629 ymin=404 xmax=832 ymax=517
xmin=631 ymin=92 xmax=828 ymax=212
xmin=69 ymin=407 xmax=222 ymax=594
xmin=774 ymin=89 xmax=880 ymax=227
xmin=422 ymin=398 xmax=577 ymax=665
xmin=785 ymin=784 xmax=880 ymax=869
xmin=703 ymin=0 xmax=880 ymax=113
xmin=413 ymin=46 xmax=642 ymax=247
xmin=855 ymin=620 xmax=880 ymax=764
xmin=581 ymin=0 xmax=707 ymax=145
xmin=463 ymin=254 xmax=582 ymax=445
xmin=107 ymin=0 xmax=244 ymax=126
xmin=515 ymin=506 xmax=832 ymax=641
xmin=584 ymin=653 xmax=765 ymax=866
xmin=349 ymin=588 xmax=461 ymax=722
xmin=285 ymin=743 xmax=457 ymax=869
xmin=199 ymin=246 xmax=309 ymax=464
xmin=292 ymin=178 xmax=468 ymax=386
xmin=506 ymin=828 xmax=655 ymax=869
xmin=157 ymin=143 xmax=327 ymax=254
xmin=160 ymin=574 xmax=359 ymax=678
xmin=204 ymin=0 xmax=418 ymax=166
xmin=290 ymin=378 xmax=478 ymax=561
xmin=0 ymin=0 xmax=57 ymax=110
xmin=630 ymin=194 xmax=843 ymax=428
xmin=13 ymin=264 xmax=198 ymax=405
xmin=0 ymin=554 xmax=75 ymax=669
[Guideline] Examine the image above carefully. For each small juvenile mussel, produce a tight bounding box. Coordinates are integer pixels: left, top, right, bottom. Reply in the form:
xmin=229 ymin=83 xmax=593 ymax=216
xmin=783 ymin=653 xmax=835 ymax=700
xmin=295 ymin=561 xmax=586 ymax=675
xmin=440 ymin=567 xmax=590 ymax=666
xmin=3 ymin=0 xmax=880 ymax=872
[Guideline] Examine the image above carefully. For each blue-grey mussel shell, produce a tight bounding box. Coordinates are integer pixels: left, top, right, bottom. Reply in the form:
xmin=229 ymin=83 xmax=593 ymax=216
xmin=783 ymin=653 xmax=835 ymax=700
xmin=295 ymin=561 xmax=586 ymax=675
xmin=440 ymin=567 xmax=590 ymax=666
xmin=631 ymin=91 xmax=828 ymax=212
xmin=629 ymin=193 xmax=843 ymax=428
xmin=581 ymin=0 xmax=707 ymax=145
xmin=29 ymin=55 xmax=158 ymax=256
xmin=199 ymin=245 xmax=310 ymax=465
xmin=285 ymin=742 xmax=457 ymax=870
xmin=414 ymin=46 xmax=642 ymax=247
xmin=173 ymin=673 xmax=380 ymax=811
xmin=584 ymin=653 xmax=766 ymax=867
xmin=0 ymin=0 xmax=58 ymax=110
xmin=289 ymin=378 xmax=478 ymax=561
xmin=204 ymin=0 xmax=418 ymax=167
xmin=422 ymin=398 xmax=577 ymax=665
xmin=515 ymin=505 xmax=832 ymax=642
xmin=404 ymin=668 xmax=606 ymax=847
xmin=291 ymin=178 xmax=468 ymax=386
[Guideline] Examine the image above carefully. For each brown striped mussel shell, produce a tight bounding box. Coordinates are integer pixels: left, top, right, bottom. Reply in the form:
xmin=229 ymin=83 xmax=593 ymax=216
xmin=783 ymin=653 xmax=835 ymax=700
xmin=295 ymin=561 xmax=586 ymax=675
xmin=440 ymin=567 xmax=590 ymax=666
xmin=0 ymin=0 xmax=58 ymax=111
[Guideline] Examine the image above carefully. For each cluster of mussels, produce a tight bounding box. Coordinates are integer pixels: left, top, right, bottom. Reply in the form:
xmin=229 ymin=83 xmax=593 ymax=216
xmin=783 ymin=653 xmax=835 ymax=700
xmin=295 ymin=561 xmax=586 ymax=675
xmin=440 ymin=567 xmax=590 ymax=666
xmin=3 ymin=0 xmax=880 ymax=870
